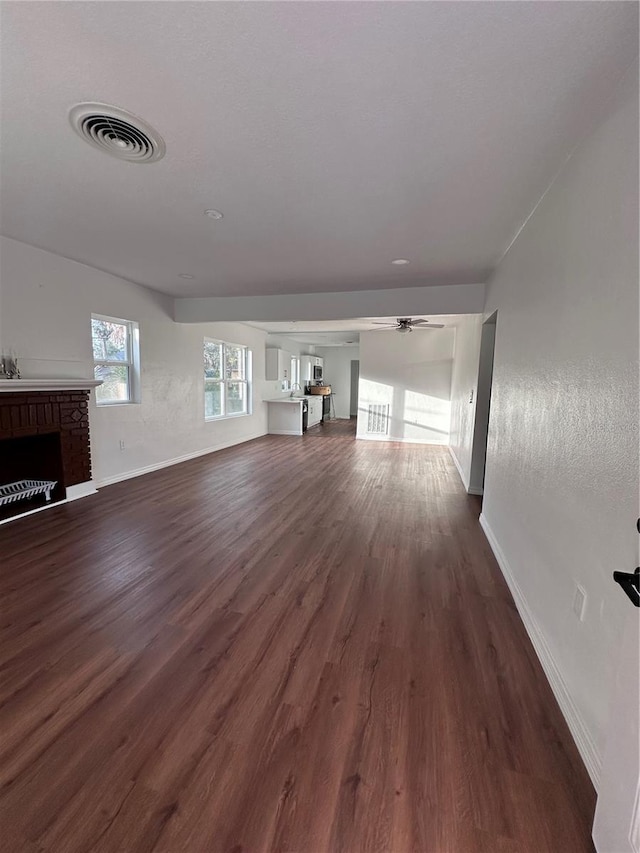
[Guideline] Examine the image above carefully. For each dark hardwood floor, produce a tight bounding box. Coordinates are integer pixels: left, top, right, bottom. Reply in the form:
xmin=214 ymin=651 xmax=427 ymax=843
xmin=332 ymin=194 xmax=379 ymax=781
xmin=0 ymin=419 xmax=595 ymax=852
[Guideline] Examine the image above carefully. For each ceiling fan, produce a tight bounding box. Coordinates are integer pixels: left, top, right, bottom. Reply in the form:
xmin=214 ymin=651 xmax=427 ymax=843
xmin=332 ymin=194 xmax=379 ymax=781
xmin=371 ymin=317 xmax=445 ymax=333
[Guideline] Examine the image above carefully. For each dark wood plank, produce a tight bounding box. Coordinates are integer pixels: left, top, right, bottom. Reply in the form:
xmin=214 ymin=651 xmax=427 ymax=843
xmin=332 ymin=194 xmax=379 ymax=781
xmin=0 ymin=419 xmax=596 ymax=851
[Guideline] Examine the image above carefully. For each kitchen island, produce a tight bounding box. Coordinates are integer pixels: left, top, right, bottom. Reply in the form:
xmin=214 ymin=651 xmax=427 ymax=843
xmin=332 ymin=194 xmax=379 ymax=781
xmin=265 ymin=398 xmax=306 ymax=435
xmin=265 ymin=396 xmax=325 ymax=435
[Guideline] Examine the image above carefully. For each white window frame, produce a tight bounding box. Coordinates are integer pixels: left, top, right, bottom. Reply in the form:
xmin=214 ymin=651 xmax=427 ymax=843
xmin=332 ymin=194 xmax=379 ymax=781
xmin=204 ymin=338 xmax=252 ymax=421
xmin=290 ymin=356 xmax=300 ymax=390
xmin=91 ymin=314 xmax=140 ymax=406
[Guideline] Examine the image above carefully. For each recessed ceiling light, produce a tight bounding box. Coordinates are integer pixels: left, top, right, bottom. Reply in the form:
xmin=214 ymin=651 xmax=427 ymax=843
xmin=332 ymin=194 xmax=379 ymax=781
xmin=178 ymin=273 xmax=195 ymax=279
xmin=391 ymin=258 xmax=410 ymax=265
xmin=204 ymin=209 xmax=224 ymax=220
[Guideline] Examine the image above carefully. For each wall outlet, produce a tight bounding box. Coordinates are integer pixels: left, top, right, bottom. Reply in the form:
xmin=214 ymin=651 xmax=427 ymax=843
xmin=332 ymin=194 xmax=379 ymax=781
xmin=119 ymin=440 xmax=125 ymax=451
xmin=573 ymin=584 xmax=587 ymax=622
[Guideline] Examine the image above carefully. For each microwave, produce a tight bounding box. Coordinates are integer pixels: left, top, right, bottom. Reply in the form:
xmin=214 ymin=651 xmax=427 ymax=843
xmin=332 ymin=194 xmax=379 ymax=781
xmin=313 ymin=365 xmax=323 ymax=382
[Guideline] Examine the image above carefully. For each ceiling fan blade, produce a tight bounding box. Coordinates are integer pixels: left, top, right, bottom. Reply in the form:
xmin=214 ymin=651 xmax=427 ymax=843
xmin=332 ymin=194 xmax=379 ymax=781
xmin=410 ymin=318 xmax=429 ymax=325
xmin=414 ymin=323 xmax=445 ymax=329
xmin=370 ymin=326 xmax=397 ymax=330
xmin=370 ymin=321 xmax=398 ymax=326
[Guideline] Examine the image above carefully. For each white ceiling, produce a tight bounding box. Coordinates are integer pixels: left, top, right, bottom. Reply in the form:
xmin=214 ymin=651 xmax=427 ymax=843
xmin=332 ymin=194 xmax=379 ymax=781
xmin=1 ymin=2 xmax=637 ymax=299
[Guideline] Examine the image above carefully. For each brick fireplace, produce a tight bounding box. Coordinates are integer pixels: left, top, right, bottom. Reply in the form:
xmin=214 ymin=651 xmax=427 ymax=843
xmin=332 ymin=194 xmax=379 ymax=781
xmin=0 ymin=379 xmax=99 ymax=522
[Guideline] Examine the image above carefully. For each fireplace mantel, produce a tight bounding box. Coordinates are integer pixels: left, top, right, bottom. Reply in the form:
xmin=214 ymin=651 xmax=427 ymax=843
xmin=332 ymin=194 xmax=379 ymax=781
xmin=0 ymin=378 xmax=102 ymax=393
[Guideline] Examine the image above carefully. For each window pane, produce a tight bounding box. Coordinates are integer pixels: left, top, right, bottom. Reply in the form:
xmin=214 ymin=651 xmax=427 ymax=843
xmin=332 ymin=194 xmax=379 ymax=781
xmin=95 ymin=364 xmax=129 ymax=403
xmin=205 ymin=380 xmax=223 ymax=417
xmin=224 ymin=345 xmax=245 ymax=380
xmin=204 ymin=341 xmax=223 ymax=379
xmin=92 ymin=319 xmax=128 ymax=362
xmin=226 ymin=382 xmax=247 ymax=415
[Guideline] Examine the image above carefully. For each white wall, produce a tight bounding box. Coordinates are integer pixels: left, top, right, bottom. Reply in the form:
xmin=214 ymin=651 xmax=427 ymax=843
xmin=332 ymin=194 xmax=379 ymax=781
xmin=448 ymin=315 xmax=483 ymax=488
xmin=315 ymin=346 xmax=360 ymax=419
xmin=175 ymin=283 xmax=485 ymax=322
xmin=0 ymin=237 xmax=269 ymax=485
xmin=480 ymin=67 xmax=638 ymax=783
xmin=356 ymin=328 xmax=454 ymax=443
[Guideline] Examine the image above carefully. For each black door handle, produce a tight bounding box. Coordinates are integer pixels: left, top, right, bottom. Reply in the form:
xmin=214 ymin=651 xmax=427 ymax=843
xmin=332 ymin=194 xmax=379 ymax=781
xmin=613 ymin=568 xmax=640 ymax=607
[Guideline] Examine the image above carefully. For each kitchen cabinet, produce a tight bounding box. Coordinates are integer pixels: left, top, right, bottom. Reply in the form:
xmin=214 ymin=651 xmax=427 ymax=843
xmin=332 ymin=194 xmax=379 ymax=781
xmin=266 ymin=348 xmax=293 ymax=382
xmin=300 ymin=355 xmax=324 ymax=384
xmin=300 ymin=355 xmax=312 ymax=383
xmin=307 ymin=395 xmax=323 ymax=428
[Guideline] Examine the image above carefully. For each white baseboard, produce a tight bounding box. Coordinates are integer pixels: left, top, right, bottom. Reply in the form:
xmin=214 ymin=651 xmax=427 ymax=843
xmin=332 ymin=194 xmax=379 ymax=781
xmin=66 ymin=481 xmax=98 ymax=501
xmin=0 ymin=479 xmax=97 ymax=526
xmin=479 ymin=512 xmax=601 ymax=790
xmin=448 ymin=447 xmax=484 ymax=494
xmin=95 ymin=431 xmax=266 ymax=488
xmin=448 ymin=447 xmax=470 ymax=490
xmin=0 ymin=502 xmax=62 ymax=526
xmin=268 ymin=429 xmax=303 ymax=436
xmin=357 ymin=435 xmax=449 ymax=445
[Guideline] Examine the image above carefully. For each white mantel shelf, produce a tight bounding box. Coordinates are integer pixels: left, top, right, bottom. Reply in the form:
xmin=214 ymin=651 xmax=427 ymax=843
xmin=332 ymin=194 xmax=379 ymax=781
xmin=0 ymin=379 xmax=102 ymax=393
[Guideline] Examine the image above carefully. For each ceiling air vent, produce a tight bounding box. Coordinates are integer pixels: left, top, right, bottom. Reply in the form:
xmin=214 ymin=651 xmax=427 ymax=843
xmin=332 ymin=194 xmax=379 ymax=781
xmin=69 ymin=103 xmax=165 ymax=163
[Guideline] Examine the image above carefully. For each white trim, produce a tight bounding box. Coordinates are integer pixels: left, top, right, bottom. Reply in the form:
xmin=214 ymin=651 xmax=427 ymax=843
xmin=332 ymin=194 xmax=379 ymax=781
xmin=0 ymin=502 xmax=63 ymax=525
xmin=630 ymin=785 xmax=640 ymax=853
xmin=92 ymin=314 xmax=140 ymax=405
xmin=95 ymin=431 xmax=266 ymax=488
xmin=448 ymin=446 xmax=470 ymax=491
xmin=205 ymin=412 xmax=251 ymax=423
xmin=357 ymin=434 xmax=449 ymax=445
xmin=0 ymin=378 xmax=101 ymax=392
xmin=479 ymin=512 xmax=601 ymax=789
xmin=0 ymin=479 xmax=97 ymax=525
xmin=268 ymin=429 xmax=303 ymax=436
xmin=66 ymin=481 xmax=98 ymax=501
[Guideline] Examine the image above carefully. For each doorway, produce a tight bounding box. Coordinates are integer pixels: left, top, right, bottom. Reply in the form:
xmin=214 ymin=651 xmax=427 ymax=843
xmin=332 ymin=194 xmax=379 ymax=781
xmin=350 ymin=360 xmax=360 ymax=418
xmin=469 ymin=312 xmax=497 ymax=501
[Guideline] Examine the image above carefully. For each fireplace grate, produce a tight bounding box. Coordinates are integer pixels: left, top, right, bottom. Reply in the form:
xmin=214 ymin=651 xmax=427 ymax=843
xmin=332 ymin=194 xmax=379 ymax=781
xmin=0 ymin=480 xmax=58 ymax=507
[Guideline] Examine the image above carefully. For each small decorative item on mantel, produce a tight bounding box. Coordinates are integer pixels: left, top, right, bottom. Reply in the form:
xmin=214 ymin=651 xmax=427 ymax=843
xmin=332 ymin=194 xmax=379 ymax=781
xmin=0 ymin=351 xmax=21 ymax=379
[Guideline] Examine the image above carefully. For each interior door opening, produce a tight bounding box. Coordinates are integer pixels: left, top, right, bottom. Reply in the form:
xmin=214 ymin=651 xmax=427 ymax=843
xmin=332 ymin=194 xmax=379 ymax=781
xmin=469 ymin=312 xmax=497 ymax=504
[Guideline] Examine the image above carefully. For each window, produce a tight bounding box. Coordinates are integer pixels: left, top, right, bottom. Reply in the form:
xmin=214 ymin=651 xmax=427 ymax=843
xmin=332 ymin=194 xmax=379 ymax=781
xmin=91 ymin=315 xmax=140 ymax=405
xmin=290 ymin=356 xmax=300 ymax=389
xmin=204 ymin=339 xmax=251 ymax=419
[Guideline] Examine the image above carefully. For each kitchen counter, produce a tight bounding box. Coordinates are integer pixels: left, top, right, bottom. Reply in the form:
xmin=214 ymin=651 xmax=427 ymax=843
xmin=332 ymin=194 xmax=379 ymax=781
xmin=265 ymin=394 xmax=328 ymax=435
xmin=266 ymin=398 xmax=305 ymax=435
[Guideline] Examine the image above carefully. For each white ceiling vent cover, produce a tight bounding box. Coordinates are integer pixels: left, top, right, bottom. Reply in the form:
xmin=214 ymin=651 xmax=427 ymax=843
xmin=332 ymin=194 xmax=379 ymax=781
xmin=69 ymin=103 xmax=165 ymax=163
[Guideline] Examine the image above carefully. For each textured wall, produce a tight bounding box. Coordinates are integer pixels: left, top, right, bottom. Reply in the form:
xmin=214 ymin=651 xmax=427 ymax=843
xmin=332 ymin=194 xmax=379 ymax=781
xmin=0 ymin=237 xmax=270 ymax=486
xmin=482 ymin=68 xmax=639 ymax=764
